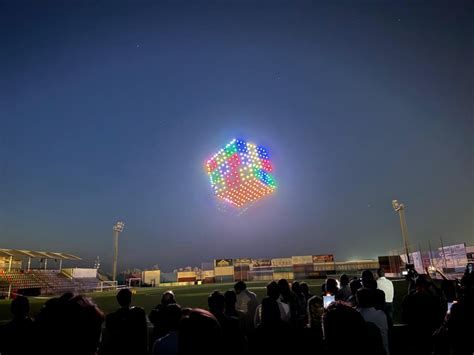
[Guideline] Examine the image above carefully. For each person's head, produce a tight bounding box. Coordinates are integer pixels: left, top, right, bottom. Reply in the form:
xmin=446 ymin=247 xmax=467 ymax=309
xmin=224 ymin=290 xmax=237 ymax=310
xmin=11 ymin=295 xmax=29 ymax=319
xmin=161 ymin=290 xmax=176 ymax=306
xmin=266 ymin=281 xmax=280 ymax=300
xmin=325 ymin=278 xmax=338 ymax=295
xmin=415 ymin=275 xmax=431 ymax=293
xmin=356 ymin=288 xmax=375 ymax=308
xmin=292 ymin=281 xmax=302 ymax=295
xmin=261 ymin=297 xmax=281 ymax=325
xmin=208 ymin=291 xmax=225 ymax=315
xmin=179 ymin=308 xmax=220 ymax=355
xmin=38 ymin=293 xmax=73 ymax=327
xmin=377 ymin=268 xmax=385 ymax=278
xmin=323 ymin=302 xmax=367 ymax=353
xmin=300 ymin=282 xmax=310 ymax=295
xmin=361 ymin=270 xmax=377 ymax=290
xmin=63 ymin=295 xmax=105 ymax=355
xmin=308 ymin=296 xmax=324 ymax=327
xmin=162 ymin=303 xmax=182 ymax=332
xmin=234 ymin=281 xmax=247 ymax=294
xmin=309 ymin=295 xmax=324 ymax=308
xmin=339 ymin=274 xmax=350 ymax=287
xmin=278 ymin=278 xmax=291 ymax=295
xmin=116 ymin=288 xmax=132 ymax=308
xmin=349 ymin=279 xmax=362 ymax=296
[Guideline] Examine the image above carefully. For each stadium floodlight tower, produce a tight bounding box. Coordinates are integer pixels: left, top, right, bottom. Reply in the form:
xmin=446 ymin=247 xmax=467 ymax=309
xmin=112 ymin=221 xmax=125 ymax=282
xmin=392 ymin=200 xmax=411 ymax=264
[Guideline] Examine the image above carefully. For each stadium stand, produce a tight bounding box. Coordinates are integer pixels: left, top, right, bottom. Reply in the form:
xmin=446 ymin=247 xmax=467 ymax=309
xmin=0 ymin=248 xmax=101 ymax=297
xmin=34 ymin=270 xmax=78 ymax=294
xmin=0 ymin=270 xmax=101 ymax=296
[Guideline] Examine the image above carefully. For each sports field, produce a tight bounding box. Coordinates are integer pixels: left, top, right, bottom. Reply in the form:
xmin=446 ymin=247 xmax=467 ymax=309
xmin=0 ymin=279 xmax=408 ymax=325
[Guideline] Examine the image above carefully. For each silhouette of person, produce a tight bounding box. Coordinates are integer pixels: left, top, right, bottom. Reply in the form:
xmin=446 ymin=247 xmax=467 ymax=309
xmin=37 ymin=293 xmax=104 ymax=355
xmin=337 ymin=274 xmax=352 ymax=301
xmin=224 ymin=290 xmax=247 ymax=334
xmin=149 ymin=290 xmax=178 ymax=350
xmin=178 ymin=308 xmax=221 ymax=355
xmin=254 ymin=281 xmax=290 ymax=327
xmin=362 ymin=270 xmax=386 ymax=311
xmin=323 ymin=278 xmax=339 ymax=296
xmin=323 ymin=302 xmax=383 ymax=355
xmin=152 ymin=304 xmax=182 ymax=355
xmin=307 ymin=294 xmax=323 ymax=327
xmin=208 ymin=291 xmax=246 ymax=354
xmin=0 ymin=295 xmax=34 ymax=355
xmin=300 ymin=282 xmax=313 ymax=303
xmin=347 ymin=279 xmax=362 ymax=307
xmin=101 ymin=288 xmax=147 ymax=355
xmin=376 ymin=268 xmax=394 ymax=320
xmin=234 ymin=281 xmax=258 ymax=330
xmin=357 ymin=288 xmax=389 ymax=355
xmin=249 ymin=297 xmax=292 ymax=355
xmin=292 ymin=281 xmax=308 ymax=326
xmin=277 ymin=279 xmax=299 ymax=326
xmin=402 ymin=275 xmax=445 ymax=355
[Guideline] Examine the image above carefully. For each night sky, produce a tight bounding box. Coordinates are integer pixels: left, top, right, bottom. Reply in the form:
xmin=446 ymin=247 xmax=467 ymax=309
xmin=1 ymin=0 xmax=472 ymax=272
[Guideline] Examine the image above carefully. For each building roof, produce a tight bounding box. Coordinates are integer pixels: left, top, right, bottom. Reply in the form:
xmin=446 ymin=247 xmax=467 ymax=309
xmin=0 ymin=248 xmax=81 ymax=261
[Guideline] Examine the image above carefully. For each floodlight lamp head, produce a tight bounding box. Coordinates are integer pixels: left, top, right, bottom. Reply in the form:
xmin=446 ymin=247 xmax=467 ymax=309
xmin=392 ymin=200 xmax=404 ymax=212
xmin=113 ymin=221 xmax=125 ymax=232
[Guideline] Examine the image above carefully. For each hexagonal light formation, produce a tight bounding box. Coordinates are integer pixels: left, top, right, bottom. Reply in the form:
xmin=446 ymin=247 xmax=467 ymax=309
xmin=205 ymin=139 xmax=276 ymax=207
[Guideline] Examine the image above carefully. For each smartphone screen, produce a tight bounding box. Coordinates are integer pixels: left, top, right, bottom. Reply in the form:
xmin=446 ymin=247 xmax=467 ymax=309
xmin=323 ymin=295 xmax=335 ymax=308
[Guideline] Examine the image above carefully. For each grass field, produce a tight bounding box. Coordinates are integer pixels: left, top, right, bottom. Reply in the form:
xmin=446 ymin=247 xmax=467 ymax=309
xmin=0 ymin=279 xmax=409 ymax=325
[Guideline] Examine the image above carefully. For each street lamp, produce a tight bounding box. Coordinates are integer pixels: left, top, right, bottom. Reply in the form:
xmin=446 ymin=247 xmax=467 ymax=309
xmin=392 ymin=200 xmax=411 ymax=264
xmin=112 ymin=221 xmax=125 ymax=282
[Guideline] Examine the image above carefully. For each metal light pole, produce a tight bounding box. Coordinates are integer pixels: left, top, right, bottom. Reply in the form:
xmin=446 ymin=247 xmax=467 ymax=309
xmin=112 ymin=221 xmax=125 ymax=282
xmin=392 ymin=200 xmax=411 ymax=264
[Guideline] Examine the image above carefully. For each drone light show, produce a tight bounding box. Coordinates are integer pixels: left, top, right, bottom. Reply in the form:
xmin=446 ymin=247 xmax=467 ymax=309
xmin=205 ymin=139 xmax=277 ymax=207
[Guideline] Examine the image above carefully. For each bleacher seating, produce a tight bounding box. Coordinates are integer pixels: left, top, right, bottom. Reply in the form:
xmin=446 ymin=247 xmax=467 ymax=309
xmin=0 ymin=269 xmax=100 ymax=296
xmin=0 ymin=270 xmax=44 ymax=290
xmin=0 ymin=277 xmax=10 ymax=297
xmin=33 ymin=270 xmax=77 ymax=294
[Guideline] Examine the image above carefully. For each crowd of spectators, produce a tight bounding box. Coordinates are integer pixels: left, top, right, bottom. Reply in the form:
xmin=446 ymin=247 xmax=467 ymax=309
xmin=0 ymin=265 xmax=472 ymax=355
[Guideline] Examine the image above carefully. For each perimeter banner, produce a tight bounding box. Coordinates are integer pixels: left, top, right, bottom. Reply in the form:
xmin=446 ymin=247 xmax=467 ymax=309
xmin=438 ymin=243 xmax=468 ymax=269
xmin=312 ymin=255 xmax=334 ymax=263
xmin=252 ymin=259 xmax=272 ymax=267
xmin=234 ymin=258 xmax=253 ymax=265
xmin=271 ymin=258 xmax=292 ymax=267
xmin=292 ymin=255 xmax=313 ymax=265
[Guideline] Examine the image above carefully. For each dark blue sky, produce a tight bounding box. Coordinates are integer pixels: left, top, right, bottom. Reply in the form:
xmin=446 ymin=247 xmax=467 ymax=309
xmin=1 ymin=0 xmax=472 ymax=271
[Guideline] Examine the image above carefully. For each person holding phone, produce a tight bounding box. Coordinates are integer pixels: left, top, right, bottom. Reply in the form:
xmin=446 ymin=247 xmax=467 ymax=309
xmin=323 ymin=295 xmax=335 ymax=309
